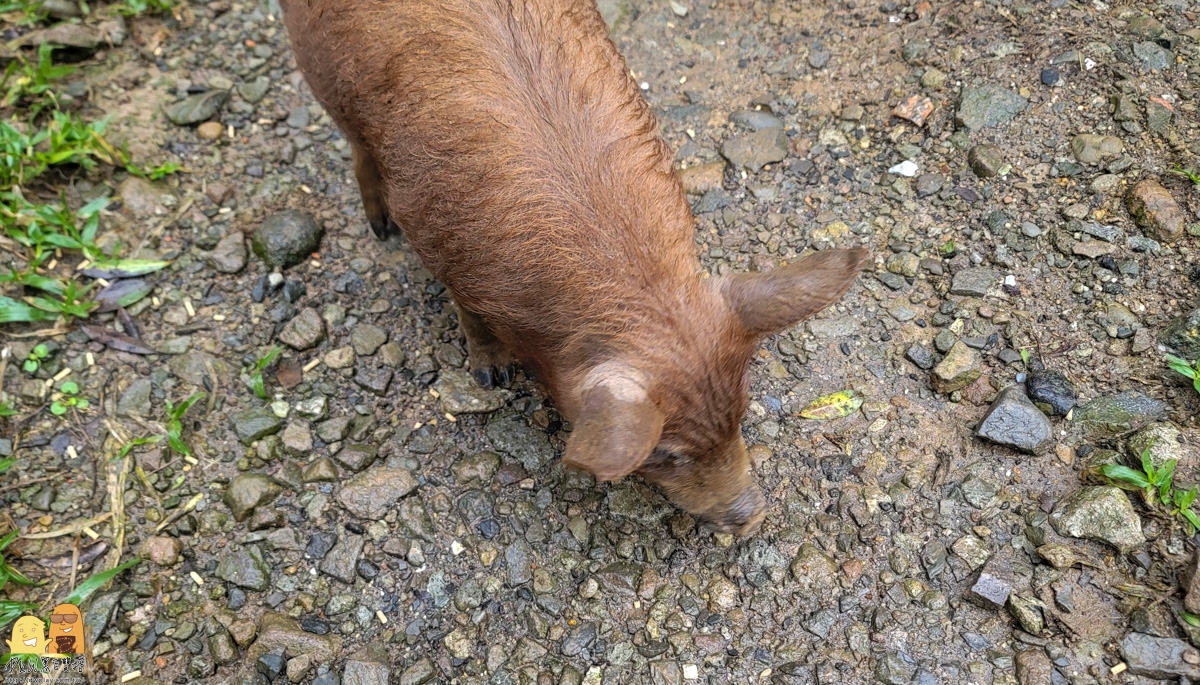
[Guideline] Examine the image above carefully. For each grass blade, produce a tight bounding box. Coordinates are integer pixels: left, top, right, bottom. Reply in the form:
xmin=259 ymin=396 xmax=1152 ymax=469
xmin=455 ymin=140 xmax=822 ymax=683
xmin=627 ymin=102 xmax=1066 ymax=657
xmin=0 ymin=296 xmax=59 ymax=323
xmin=1099 ymin=464 xmax=1151 ymax=489
xmin=61 ymin=557 xmax=140 ymax=608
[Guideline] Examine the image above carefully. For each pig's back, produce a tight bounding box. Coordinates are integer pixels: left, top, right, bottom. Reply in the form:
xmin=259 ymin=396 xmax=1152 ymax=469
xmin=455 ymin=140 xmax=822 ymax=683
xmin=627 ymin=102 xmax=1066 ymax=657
xmin=283 ymin=0 xmax=699 ymax=368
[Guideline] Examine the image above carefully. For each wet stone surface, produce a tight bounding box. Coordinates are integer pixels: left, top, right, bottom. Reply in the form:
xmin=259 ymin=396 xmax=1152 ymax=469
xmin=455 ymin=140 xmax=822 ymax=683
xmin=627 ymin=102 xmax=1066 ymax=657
xmin=975 ymin=385 xmax=1054 ymax=454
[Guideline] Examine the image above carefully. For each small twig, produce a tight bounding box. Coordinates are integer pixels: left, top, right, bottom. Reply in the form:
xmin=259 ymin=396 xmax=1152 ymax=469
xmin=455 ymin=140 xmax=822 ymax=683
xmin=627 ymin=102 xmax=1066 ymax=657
xmin=0 ymin=327 xmax=73 ymax=338
xmin=0 ymin=474 xmax=61 ymax=494
xmin=155 ymin=493 xmax=204 ymax=534
xmin=67 ymin=533 xmax=81 ymax=591
xmin=204 ymin=360 xmax=219 ymax=415
xmin=21 ymin=512 xmax=112 ymax=540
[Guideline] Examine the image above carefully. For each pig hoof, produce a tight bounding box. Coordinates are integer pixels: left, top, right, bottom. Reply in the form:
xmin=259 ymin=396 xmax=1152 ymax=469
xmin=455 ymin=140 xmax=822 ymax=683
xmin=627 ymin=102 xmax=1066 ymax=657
xmin=497 ymin=364 xmax=516 ymax=388
xmin=368 ymin=215 xmax=399 ymax=240
xmin=472 ymin=368 xmax=496 ymax=389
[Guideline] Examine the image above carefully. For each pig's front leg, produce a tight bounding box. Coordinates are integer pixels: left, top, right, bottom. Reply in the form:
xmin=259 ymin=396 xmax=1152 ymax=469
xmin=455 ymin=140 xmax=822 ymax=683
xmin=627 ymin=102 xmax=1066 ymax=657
xmin=350 ymin=138 xmax=398 ymax=240
xmin=453 ymin=298 xmax=517 ymax=389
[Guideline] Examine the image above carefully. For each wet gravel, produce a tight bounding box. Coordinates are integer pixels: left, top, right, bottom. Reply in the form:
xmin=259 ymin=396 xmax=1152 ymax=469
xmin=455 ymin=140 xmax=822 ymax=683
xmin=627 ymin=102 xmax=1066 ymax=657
xmin=2 ymin=0 xmax=1200 ymax=684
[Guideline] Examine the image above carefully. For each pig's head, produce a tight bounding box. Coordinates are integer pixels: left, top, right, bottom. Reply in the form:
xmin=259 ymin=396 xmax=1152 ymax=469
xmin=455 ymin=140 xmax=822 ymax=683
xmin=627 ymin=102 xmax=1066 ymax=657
xmin=563 ymin=248 xmax=868 ymax=535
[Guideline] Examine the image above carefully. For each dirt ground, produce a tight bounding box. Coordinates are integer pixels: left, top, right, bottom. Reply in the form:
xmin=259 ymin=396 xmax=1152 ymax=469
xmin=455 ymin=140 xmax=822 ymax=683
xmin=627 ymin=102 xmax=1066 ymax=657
xmin=3 ymin=0 xmax=1200 ymax=683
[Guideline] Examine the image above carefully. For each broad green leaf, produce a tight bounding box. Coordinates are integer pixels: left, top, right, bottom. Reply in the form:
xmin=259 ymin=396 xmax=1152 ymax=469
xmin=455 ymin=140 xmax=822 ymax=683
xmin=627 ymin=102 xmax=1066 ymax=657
xmin=257 ymin=346 xmax=283 ymax=371
xmin=50 ymin=402 xmax=67 ymax=415
xmin=171 ymin=392 xmax=205 ymax=420
xmin=251 ymin=374 xmax=267 ymax=400
xmin=0 ymin=601 xmax=39 ymax=632
xmin=1184 ymin=509 xmax=1200 ymax=535
xmin=1167 ymin=355 xmax=1198 ymax=379
xmin=1 ymin=561 xmax=39 ymax=587
xmin=77 ymin=196 xmax=111 ymax=218
xmin=1099 ymin=464 xmax=1151 ymax=489
xmin=167 ymin=433 xmax=190 ymax=457
xmin=798 ymin=390 xmax=863 ymax=420
xmin=1182 ymin=487 xmax=1199 ymax=511
xmin=1141 ymin=449 xmax=1154 ymax=478
xmin=0 ymin=296 xmax=58 ymax=323
xmin=60 ymin=381 xmax=78 ymax=394
xmin=83 ymin=258 xmax=170 ymax=278
xmin=4 ymin=271 xmax=65 ymax=295
xmin=33 ymin=344 xmax=47 ymax=358
xmin=1159 ymin=460 xmax=1177 ymax=487
xmin=61 ymin=558 xmax=140 ymax=608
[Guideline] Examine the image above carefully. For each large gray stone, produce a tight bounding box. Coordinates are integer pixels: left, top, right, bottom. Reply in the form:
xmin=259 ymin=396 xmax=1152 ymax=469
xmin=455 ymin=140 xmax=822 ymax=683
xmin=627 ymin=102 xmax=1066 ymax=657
xmin=214 ymin=544 xmax=271 ymax=591
xmin=278 ymin=308 xmax=326 ymax=351
xmin=1050 ymin=486 xmax=1145 ymax=552
xmin=116 ymin=378 xmax=153 ymax=417
xmin=209 ymin=232 xmax=247 ymax=274
xmin=1072 ymin=391 xmax=1168 ymax=437
xmin=975 ymin=385 xmax=1054 ymax=454
xmin=956 ymin=84 xmax=1028 ymax=130
xmin=336 ymin=467 xmax=418 ymax=519
xmin=1070 ymin=134 xmax=1123 ymax=165
xmin=1127 ymin=422 xmax=1186 ymax=470
xmin=319 ymin=534 xmax=365 ymax=584
xmin=342 ymin=659 xmax=389 ymax=685
xmin=229 ymin=407 xmax=283 ymax=445
xmin=252 ymin=210 xmax=325 ymax=270
xmin=165 ymin=90 xmax=230 ymax=126
xmin=1161 ymin=307 xmax=1200 ymax=359
xmin=949 ymin=267 xmax=997 ymax=296
xmin=246 ymin=613 xmax=342 ymax=664
xmin=1119 ymin=633 xmax=1200 ymax=680
xmin=223 ymin=473 xmax=282 ymax=521
xmin=720 ymin=128 xmax=789 ymax=172
xmin=931 ymin=341 xmax=981 ymax=394
xmin=433 ymin=370 xmax=512 ymax=414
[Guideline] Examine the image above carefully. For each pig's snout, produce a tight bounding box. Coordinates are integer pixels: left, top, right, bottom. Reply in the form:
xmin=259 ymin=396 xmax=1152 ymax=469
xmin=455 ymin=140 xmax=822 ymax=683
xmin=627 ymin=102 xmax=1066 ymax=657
xmin=699 ymin=484 xmax=766 ymax=536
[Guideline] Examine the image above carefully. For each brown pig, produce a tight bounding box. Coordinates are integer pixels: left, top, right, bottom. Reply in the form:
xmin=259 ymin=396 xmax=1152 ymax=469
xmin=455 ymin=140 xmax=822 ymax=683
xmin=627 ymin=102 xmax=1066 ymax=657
xmin=280 ymin=0 xmax=868 ymax=534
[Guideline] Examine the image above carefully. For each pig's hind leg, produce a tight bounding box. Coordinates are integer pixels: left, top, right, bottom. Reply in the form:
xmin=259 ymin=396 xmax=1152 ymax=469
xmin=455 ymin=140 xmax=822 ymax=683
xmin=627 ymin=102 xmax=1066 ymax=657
xmin=454 ymin=300 xmax=517 ymax=389
xmin=351 ymin=139 xmax=399 ymax=239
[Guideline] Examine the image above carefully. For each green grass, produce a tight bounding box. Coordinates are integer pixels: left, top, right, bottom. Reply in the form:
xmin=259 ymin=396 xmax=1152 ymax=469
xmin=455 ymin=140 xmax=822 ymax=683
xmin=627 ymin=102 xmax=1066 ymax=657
xmin=0 ymin=0 xmax=178 ymax=19
xmin=1167 ymin=355 xmax=1200 ymax=396
xmin=1 ymin=44 xmax=76 ymax=119
xmin=1171 ymin=166 xmax=1200 ymax=187
xmin=0 ymin=522 xmax=143 ymax=632
xmin=0 ymin=531 xmax=41 ymax=593
xmin=0 ymin=112 xmax=122 ymax=189
xmin=164 ymin=392 xmax=204 ymax=457
xmin=245 ymin=347 xmax=283 ymax=400
xmin=0 ymin=12 xmax=179 ymax=329
xmin=0 ymin=1 xmax=49 ymax=25
xmin=111 ymin=0 xmax=178 ymax=16
xmin=1102 ymin=449 xmax=1200 ymax=534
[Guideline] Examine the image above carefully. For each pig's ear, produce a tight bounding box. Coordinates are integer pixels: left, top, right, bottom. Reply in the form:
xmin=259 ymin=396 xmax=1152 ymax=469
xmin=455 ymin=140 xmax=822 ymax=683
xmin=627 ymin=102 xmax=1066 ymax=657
xmin=717 ymin=248 xmax=868 ymax=337
xmin=563 ymin=362 xmax=663 ymax=482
